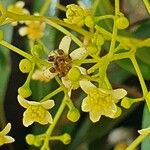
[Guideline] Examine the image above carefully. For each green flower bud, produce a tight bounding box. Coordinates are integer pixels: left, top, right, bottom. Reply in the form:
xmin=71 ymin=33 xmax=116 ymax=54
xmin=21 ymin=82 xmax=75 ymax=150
xmin=0 ymin=30 xmax=4 ymax=41
xmin=26 ymin=134 xmax=35 ymax=145
xmin=121 ymin=97 xmax=133 ymax=109
xmin=114 ymin=106 xmax=122 ymax=118
xmin=31 ymin=44 xmax=44 ymax=57
xmin=67 ymin=107 xmax=80 ymax=122
xmin=62 ymin=133 xmax=71 ymax=145
xmin=19 ymin=59 xmax=32 ymax=73
xmin=116 ymin=17 xmax=129 ymax=30
xmin=68 ymin=67 xmax=81 ymax=81
xmin=87 ymin=45 xmax=98 ymax=55
xmin=85 ymin=16 xmax=94 ymax=28
xmin=18 ymin=84 xmax=32 ymax=98
xmin=34 ymin=138 xmax=42 ymax=147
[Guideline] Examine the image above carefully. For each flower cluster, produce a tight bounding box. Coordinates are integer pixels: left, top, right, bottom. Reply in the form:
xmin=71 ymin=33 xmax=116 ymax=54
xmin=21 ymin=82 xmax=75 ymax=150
xmin=0 ymin=0 xmax=149 ymax=150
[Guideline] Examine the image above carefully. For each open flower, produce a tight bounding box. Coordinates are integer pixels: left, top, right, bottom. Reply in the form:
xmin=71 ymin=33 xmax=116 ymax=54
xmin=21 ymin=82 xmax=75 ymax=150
xmin=19 ymin=14 xmax=45 ymax=40
xmin=41 ymin=36 xmax=86 ymax=81
xmin=0 ymin=123 xmax=15 ymax=146
xmin=80 ymin=80 xmax=127 ymax=122
xmin=17 ymin=95 xmax=55 ymax=127
xmin=7 ymin=1 xmax=29 ymax=26
xmin=64 ymin=4 xmax=89 ymax=26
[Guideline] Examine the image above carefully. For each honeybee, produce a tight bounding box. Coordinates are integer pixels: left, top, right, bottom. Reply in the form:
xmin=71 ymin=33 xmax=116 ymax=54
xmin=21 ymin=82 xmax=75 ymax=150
xmin=48 ymin=49 xmax=72 ymax=77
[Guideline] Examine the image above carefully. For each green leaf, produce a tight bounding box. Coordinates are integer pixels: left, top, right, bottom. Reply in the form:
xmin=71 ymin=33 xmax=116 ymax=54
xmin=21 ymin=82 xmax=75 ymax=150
xmin=141 ymin=104 xmax=150 ymax=150
xmin=134 ymin=20 xmax=150 ymax=38
xmin=117 ymin=58 xmax=150 ymax=80
xmin=0 ymin=1 xmax=15 ymax=127
xmin=108 ymin=62 xmax=132 ymax=84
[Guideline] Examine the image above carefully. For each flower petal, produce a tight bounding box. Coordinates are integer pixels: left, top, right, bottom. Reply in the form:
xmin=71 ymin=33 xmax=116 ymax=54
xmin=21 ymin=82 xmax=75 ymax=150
xmin=17 ymin=95 xmax=29 ymax=108
xmin=0 ymin=123 xmax=11 ymax=135
xmin=43 ymin=68 xmax=57 ymax=81
xmin=79 ymin=80 xmax=96 ymax=94
xmin=11 ymin=21 xmax=18 ymax=26
xmin=41 ymin=100 xmax=55 ymax=109
xmin=104 ymin=103 xmax=117 ymax=118
xmin=78 ymin=66 xmax=87 ymax=75
xmin=4 ymin=136 xmax=15 ymax=144
xmin=89 ymin=112 xmax=101 ymax=123
xmin=23 ymin=111 xmax=34 ymax=127
xmin=39 ymin=111 xmax=53 ymax=124
xmin=59 ymin=36 xmax=71 ymax=54
xmin=111 ymin=88 xmax=127 ymax=103
xmin=70 ymin=47 xmax=86 ymax=60
xmin=19 ymin=27 xmax=28 ymax=36
xmin=81 ymin=97 xmax=90 ymax=112
xmin=16 ymin=1 xmax=25 ymax=8
xmin=61 ymin=76 xmax=72 ymax=89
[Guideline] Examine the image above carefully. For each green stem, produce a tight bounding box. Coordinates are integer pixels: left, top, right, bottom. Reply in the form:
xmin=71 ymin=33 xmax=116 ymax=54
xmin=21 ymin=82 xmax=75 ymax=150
xmin=112 ymin=51 xmax=132 ymax=61
xmin=130 ymin=56 xmax=148 ymax=96
xmin=7 ymin=10 xmax=91 ymax=40
xmin=143 ymin=0 xmax=150 ymax=13
xmin=40 ymin=0 xmax=51 ymax=15
xmin=41 ymin=87 xmax=63 ymax=102
xmin=115 ymin=0 xmax=120 ymax=15
xmin=25 ymin=63 xmax=35 ymax=84
xmin=44 ymin=18 xmax=83 ymax=47
xmin=41 ymin=98 xmax=66 ymax=149
xmin=95 ymin=15 xmax=114 ymax=22
xmin=56 ymin=3 xmax=66 ymax=11
xmin=0 ymin=40 xmax=32 ymax=60
xmin=126 ymin=134 xmax=148 ymax=150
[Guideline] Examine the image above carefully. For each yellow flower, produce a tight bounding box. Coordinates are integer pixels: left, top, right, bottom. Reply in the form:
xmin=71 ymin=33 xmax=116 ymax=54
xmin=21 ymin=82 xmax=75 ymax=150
xmin=0 ymin=123 xmax=15 ymax=146
xmin=19 ymin=14 xmax=46 ymax=40
xmin=80 ymin=80 xmax=127 ymax=122
xmin=17 ymin=95 xmax=55 ymax=127
xmin=64 ymin=4 xmax=89 ymax=26
xmin=7 ymin=1 xmax=29 ymax=26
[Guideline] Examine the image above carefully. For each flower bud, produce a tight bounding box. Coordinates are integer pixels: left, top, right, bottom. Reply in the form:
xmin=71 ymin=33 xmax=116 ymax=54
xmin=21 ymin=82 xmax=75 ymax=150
xmin=95 ymin=34 xmax=104 ymax=46
xmin=114 ymin=106 xmax=122 ymax=118
xmin=34 ymin=138 xmax=42 ymax=147
xmin=26 ymin=134 xmax=35 ymax=145
xmin=68 ymin=67 xmax=81 ymax=81
xmin=31 ymin=44 xmax=44 ymax=57
xmin=18 ymin=84 xmax=32 ymax=98
xmin=61 ymin=133 xmax=71 ymax=145
xmin=67 ymin=107 xmax=80 ymax=122
xmin=116 ymin=17 xmax=129 ymax=30
xmin=85 ymin=16 xmax=94 ymax=28
xmin=121 ymin=97 xmax=133 ymax=109
xmin=19 ymin=59 xmax=32 ymax=73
